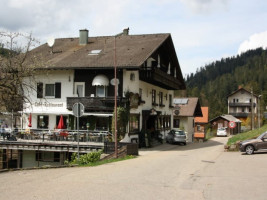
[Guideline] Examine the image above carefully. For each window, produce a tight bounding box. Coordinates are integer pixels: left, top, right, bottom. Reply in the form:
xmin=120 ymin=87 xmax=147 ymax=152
xmin=45 ymin=84 xmax=55 ymax=97
xmin=45 ymin=83 xmax=61 ymax=98
xmin=96 ymin=86 xmax=106 ymax=97
xmin=75 ymin=82 xmax=85 ymax=97
xmin=152 ymin=89 xmax=156 ymax=105
xmin=36 ymin=152 xmax=60 ymax=162
xmin=129 ymin=114 xmax=140 ymax=133
xmin=169 ymin=94 xmax=172 ymax=107
xmin=139 ymin=88 xmax=142 ymax=101
xmin=37 ymin=82 xmax=43 ymax=98
xmin=173 ymin=119 xmax=180 ymax=128
xmin=159 ymin=92 xmax=163 ymax=106
xmin=37 ymin=115 xmax=49 ymax=129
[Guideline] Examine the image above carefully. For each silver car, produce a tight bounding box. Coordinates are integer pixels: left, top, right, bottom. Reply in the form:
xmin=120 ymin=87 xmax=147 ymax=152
xmin=166 ymin=129 xmax=186 ymax=145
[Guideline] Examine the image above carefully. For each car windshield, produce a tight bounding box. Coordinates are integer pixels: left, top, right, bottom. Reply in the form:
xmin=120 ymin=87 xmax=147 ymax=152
xmin=218 ymin=128 xmax=226 ymax=131
xmin=257 ymin=132 xmax=267 ymax=139
xmin=174 ymin=130 xmax=185 ymax=135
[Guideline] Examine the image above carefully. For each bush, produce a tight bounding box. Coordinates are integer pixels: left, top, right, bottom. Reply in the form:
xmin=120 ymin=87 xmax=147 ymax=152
xmin=64 ymin=150 xmax=103 ymax=166
xmin=79 ymin=150 xmax=103 ymax=165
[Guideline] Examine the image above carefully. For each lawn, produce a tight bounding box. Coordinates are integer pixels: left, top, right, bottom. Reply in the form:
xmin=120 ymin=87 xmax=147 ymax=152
xmin=227 ymin=124 xmax=267 ymax=145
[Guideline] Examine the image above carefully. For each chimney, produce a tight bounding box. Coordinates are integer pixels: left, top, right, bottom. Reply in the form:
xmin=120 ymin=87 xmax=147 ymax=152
xmin=79 ymin=29 xmax=88 ymax=45
xmin=123 ymin=27 xmax=129 ymax=35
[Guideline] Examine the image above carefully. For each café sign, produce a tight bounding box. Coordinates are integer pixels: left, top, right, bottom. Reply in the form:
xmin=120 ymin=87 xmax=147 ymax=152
xmin=34 ymin=102 xmax=63 ymax=107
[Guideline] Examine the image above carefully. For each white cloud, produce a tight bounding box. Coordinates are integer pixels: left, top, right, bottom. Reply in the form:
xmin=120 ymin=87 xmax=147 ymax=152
xmin=238 ymin=31 xmax=267 ymax=54
xmin=179 ymin=0 xmax=229 ymax=14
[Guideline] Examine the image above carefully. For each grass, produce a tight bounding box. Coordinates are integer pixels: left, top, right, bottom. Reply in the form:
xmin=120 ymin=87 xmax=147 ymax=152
xmin=79 ymin=155 xmax=137 ymax=167
xmin=227 ymin=124 xmax=267 ymax=145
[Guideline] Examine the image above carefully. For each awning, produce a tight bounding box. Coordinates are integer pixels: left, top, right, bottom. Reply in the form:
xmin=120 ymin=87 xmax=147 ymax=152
xmin=92 ymin=74 xmax=109 ymax=86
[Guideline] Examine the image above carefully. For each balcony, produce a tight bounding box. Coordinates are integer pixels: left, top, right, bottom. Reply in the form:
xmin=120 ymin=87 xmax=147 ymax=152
xmin=67 ymin=96 xmax=128 ymax=112
xmin=139 ymin=68 xmax=185 ymax=90
xmin=229 ymin=112 xmax=250 ymax=118
xmin=229 ymin=102 xmax=256 ymax=107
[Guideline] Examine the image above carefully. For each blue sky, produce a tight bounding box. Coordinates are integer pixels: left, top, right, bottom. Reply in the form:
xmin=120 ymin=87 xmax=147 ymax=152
xmin=0 ymin=0 xmax=267 ymax=77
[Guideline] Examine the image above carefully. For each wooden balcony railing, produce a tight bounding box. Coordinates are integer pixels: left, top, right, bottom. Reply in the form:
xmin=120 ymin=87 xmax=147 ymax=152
xmin=67 ymin=96 xmax=128 ymax=112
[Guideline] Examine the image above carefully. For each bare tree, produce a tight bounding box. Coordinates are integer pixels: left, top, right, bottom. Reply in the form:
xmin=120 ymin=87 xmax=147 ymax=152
xmin=0 ymin=31 xmax=43 ymax=113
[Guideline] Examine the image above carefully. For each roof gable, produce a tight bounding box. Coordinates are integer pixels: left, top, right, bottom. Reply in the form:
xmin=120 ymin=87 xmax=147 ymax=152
xmin=195 ymin=107 xmax=209 ymax=123
xmin=173 ymin=97 xmax=203 ymax=117
xmin=227 ymin=87 xmax=258 ymax=98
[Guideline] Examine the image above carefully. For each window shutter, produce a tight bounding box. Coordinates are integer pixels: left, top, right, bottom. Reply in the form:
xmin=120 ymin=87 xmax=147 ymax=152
xmin=55 ymin=82 xmax=61 ymax=98
xmin=37 ymin=82 xmax=43 ymax=98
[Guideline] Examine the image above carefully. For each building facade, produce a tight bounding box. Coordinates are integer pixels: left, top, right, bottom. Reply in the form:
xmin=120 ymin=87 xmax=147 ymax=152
xmin=227 ymin=87 xmax=259 ymax=128
xmin=172 ymin=98 xmax=202 ymax=142
xmin=22 ymin=29 xmax=186 ymax=143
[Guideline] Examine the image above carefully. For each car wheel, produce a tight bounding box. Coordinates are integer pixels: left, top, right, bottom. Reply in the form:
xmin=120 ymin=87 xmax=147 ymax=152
xmin=245 ymin=145 xmax=254 ymax=155
xmin=184 ymin=142 xmax=186 ymax=145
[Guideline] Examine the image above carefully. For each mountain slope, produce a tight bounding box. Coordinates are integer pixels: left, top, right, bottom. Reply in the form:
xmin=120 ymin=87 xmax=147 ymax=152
xmin=185 ymin=48 xmax=267 ymax=120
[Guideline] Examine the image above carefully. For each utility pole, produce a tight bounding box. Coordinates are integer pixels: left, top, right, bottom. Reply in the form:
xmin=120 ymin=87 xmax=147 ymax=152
xmin=251 ymin=88 xmax=254 ymax=130
xmin=114 ymin=36 xmax=118 ymax=158
xmin=258 ymin=95 xmax=262 ymax=128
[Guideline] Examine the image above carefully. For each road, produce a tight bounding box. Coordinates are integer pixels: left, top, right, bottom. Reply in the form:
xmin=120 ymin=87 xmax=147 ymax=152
xmin=0 ymin=136 xmax=266 ymax=200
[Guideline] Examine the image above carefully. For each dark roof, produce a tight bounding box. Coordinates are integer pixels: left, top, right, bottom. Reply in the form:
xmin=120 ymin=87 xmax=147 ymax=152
xmin=227 ymin=87 xmax=258 ymax=98
xmin=30 ymin=33 xmax=171 ymax=70
xmin=209 ymin=114 xmax=241 ymax=123
xmin=173 ymin=97 xmax=203 ymax=117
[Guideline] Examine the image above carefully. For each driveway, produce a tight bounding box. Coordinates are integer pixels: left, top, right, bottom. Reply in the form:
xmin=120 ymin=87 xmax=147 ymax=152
xmin=0 ymin=136 xmax=266 ymax=200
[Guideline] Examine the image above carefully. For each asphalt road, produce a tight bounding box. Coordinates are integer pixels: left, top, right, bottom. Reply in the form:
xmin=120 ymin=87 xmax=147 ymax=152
xmin=0 ymin=136 xmax=266 ymax=200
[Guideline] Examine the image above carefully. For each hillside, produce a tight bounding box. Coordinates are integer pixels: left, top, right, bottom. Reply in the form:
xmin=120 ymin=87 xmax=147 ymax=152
xmin=184 ymin=48 xmax=267 ymax=120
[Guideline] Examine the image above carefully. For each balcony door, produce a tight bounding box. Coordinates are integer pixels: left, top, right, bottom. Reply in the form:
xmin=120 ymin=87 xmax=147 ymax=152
xmin=75 ymin=82 xmax=85 ymax=97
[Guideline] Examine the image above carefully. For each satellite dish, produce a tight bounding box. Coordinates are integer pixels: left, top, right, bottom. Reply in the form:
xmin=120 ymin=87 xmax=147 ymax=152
xmin=110 ymin=78 xmax=120 ymax=85
xmin=47 ymin=37 xmax=55 ymax=47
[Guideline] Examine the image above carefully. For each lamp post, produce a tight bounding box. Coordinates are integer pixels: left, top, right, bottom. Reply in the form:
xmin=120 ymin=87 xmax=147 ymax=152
xmin=114 ymin=36 xmax=118 ymax=158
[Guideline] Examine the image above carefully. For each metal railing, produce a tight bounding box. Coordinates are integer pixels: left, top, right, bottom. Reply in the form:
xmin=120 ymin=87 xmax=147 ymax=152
xmin=0 ymin=129 xmax=112 ymax=143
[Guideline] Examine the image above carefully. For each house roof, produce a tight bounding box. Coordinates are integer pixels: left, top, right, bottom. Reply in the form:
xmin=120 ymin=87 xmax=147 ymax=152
xmin=227 ymin=87 xmax=258 ymax=98
xmin=210 ymin=114 xmax=241 ymax=123
xmin=173 ymin=97 xmax=203 ymax=117
xmin=29 ymin=33 xmax=172 ymax=70
xmin=195 ymin=107 xmax=209 ymax=123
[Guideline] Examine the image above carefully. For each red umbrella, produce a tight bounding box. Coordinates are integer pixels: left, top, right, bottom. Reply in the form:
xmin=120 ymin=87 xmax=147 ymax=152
xmin=28 ymin=113 xmax=32 ymax=127
xmin=57 ymin=115 xmax=65 ymax=129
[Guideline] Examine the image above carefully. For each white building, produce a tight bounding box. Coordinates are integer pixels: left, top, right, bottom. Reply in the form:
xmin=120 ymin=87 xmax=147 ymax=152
xmin=21 ymin=28 xmax=186 ymax=146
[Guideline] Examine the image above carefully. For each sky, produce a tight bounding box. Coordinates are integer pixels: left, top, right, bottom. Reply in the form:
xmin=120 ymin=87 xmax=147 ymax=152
xmin=0 ymin=0 xmax=267 ymax=77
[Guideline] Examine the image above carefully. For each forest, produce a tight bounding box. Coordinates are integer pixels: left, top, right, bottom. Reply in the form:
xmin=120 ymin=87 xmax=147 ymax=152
xmin=183 ymin=48 xmax=267 ymax=120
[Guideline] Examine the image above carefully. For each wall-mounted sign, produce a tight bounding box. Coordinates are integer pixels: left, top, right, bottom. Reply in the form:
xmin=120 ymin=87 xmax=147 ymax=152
xmin=34 ymin=102 xmax=63 ymax=107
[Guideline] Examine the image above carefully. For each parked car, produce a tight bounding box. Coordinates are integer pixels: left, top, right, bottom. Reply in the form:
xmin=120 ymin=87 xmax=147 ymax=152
xmin=240 ymin=132 xmax=267 ymax=155
xmin=166 ymin=129 xmax=186 ymax=145
xmin=217 ymin=127 xmax=227 ymax=137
